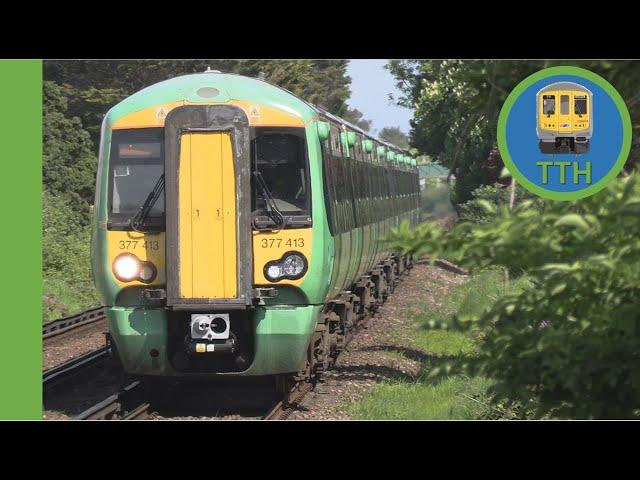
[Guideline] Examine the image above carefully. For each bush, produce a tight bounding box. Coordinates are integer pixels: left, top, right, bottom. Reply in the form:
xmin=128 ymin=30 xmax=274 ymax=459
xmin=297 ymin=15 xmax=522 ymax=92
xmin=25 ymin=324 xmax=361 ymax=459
xmin=42 ymin=192 xmax=99 ymax=321
xmin=420 ymin=179 xmax=456 ymax=220
xmin=458 ymin=182 xmax=544 ymax=224
xmin=387 ymin=173 xmax=640 ymax=419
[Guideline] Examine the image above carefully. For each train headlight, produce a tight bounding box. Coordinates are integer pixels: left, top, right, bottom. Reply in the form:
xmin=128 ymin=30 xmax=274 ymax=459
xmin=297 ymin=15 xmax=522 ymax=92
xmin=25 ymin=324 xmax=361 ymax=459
xmin=264 ymin=252 xmax=308 ymax=282
xmin=113 ymin=254 xmax=139 ymax=281
xmin=138 ymin=263 xmax=157 ymax=283
xmin=112 ymin=253 xmax=157 ymax=283
xmin=266 ymin=264 xmax=283 ymax=281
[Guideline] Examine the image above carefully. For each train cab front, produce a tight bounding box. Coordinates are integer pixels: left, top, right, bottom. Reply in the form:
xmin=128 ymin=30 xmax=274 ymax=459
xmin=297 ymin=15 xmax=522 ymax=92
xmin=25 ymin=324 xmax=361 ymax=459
xmin=96 ymin=100 xmax=320 ymax=379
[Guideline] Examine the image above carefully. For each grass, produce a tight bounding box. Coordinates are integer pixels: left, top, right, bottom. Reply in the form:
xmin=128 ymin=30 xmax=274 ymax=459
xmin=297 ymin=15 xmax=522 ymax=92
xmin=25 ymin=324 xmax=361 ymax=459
xmin=350 ymin=375 xmax=493 ymax=420
xmin=347 ymin=269 xmax=531 ymax=420
xmin=43 ymin=275 xmax=100 ymax=323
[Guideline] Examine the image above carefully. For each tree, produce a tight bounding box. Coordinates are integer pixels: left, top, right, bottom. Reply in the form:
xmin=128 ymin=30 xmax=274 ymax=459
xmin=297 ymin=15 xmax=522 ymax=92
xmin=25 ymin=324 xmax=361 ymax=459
xmin=378 ymin=126 xmax=409 ymax=149
xmin=44 ymin=60 xmax=354 ymax=148
xmin=43 ymin=81 xmax=97 ymax=225
xmin=386 ymin=60 xmax=640 ymax=204
xmin=343 ymin=107 xmax=372 ymax=131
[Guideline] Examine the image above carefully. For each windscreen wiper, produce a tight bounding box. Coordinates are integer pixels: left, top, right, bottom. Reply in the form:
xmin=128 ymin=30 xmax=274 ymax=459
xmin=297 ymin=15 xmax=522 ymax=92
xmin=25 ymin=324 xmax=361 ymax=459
xmin=130 ymin=174 xmax=165 ymax=232
xmin=252 ymin=170 xmax=285 ymax=230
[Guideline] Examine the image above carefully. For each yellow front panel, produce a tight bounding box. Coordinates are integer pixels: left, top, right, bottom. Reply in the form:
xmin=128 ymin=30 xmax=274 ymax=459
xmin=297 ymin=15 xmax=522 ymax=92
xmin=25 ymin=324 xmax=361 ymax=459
xmin=178 ymin=132 xmax=237 ymax=298
xmin=252 ymin=228 xmax=313 ymax=287
xmin=111 ymin=101 xmax=307 ymax=130
xmin=540 ymin=90 xmax=591 ymax=133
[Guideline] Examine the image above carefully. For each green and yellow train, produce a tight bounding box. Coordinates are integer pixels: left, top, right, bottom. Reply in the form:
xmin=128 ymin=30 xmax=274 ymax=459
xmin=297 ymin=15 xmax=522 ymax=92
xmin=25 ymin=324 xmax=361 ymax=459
xmin=91 ymin=70 xmax=420 ymax=381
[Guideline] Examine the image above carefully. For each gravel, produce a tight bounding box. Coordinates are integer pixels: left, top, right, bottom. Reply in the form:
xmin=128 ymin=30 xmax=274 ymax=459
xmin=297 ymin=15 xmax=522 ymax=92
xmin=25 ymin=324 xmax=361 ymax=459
xmin=43 ymin=320 xmax=109 ymax=370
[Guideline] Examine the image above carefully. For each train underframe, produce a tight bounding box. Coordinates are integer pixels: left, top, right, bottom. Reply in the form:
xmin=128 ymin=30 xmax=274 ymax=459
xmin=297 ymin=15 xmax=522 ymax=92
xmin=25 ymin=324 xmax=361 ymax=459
xmin=539 ymin=136 xmax=590 ymax=154
xmin=107 ymin=252 xmax=413 ymax=382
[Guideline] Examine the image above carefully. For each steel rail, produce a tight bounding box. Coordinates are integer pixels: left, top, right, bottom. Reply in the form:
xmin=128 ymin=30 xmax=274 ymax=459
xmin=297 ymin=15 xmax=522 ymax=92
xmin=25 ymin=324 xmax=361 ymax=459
xmin=263 ymin=381 xmax=314 ymax=420
xmin=43 ymin=306 xmax=106 ymax=341
xmin=75 ymin=381 xmax=151 ymax=420
xmin=43 ymin=346 xmax=110 ymax=391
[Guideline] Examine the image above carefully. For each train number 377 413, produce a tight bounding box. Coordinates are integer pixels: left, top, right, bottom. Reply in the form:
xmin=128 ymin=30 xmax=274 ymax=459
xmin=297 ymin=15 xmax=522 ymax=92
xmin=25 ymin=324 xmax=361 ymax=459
xmin=118 ymin=240 xmax=160 ymax=250
xmin=260 ymin=238 xmax=305 ymax=248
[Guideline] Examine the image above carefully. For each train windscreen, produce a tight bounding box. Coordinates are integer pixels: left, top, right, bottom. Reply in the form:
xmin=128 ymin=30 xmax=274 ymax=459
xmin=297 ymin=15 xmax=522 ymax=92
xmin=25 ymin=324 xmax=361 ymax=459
xmin=108 ymin=128 xmax=165 ymax=229
xmin=250 ymin=127 xmax=311 ymax=225
xmin=542 ymin=95 xmax=555 ymax=115
xmin=575 ymin=96 xmax=587 ymax=116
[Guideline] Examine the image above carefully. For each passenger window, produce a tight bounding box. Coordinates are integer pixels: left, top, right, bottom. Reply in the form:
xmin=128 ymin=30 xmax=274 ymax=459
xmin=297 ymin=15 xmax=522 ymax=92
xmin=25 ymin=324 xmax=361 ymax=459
xmin=560 ymin=95 xmax=569 ymax=115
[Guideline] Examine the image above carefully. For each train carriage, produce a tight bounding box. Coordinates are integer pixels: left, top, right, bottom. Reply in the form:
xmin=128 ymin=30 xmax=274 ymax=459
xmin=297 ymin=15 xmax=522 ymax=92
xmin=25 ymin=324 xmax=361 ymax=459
xmin=91 ymin=70 xmax=420 ymax=381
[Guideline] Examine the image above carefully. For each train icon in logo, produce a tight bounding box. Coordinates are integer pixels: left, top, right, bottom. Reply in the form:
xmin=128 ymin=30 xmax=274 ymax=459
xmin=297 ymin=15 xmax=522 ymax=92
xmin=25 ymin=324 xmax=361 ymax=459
xmin=537 ymin=82 xmax=592 ymax=154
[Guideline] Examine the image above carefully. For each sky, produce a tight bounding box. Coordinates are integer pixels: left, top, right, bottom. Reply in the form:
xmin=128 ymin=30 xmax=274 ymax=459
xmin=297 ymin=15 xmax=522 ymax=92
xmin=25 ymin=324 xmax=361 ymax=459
xmin=346 ymin=59 xmax=413 ymax=135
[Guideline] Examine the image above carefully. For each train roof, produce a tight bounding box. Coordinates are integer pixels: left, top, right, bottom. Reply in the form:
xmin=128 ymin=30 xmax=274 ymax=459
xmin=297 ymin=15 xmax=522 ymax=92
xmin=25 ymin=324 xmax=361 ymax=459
xmin=106 ymin=71 xmax=412 ymax=156
xmin=537 ymin=81 xmax=592 ymax=95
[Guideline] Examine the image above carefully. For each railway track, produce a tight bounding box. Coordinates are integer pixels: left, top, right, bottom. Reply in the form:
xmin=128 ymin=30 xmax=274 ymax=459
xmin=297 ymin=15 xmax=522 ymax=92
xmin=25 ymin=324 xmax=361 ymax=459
xmin=263 ymin=262 xmax=415 ymax=420
xmin=263 ymin=381 xmax=314 ymax=420
xmin=43 ymin=307 xmax=105 ymax=341
xmin=75 ymin=381 xmax=152 ymax=420
xmin=67 ymin=257 xmax=425 ymax=420
xmin=43 ymin=306 xmax=114 ymax=393
xmin=43 ymin=345 xmax=111 ymax=391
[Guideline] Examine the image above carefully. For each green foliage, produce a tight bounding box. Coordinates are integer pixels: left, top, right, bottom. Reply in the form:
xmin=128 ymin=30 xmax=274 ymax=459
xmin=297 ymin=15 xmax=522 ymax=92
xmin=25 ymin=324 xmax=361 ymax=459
xmin=349 ymin=269 xmax=527 ymax=419
xmin=45 ymin=60 xmax=353 ymax=148
xmin=458 ymin=182 xmax=544 ymax=224
xmin=43 ymin=81 xmax=97 ymax=225
xmin=386 ymin=60 xmax=640 ymax=203
xmin=342 ymin=107 xmax=372 ymax=132
xmin=420 ymin=179 xmax=456 ymax=220
xmin=387 ymin=173 xmax=640 ymax=418
xmin=42 ymin=191 xmax=99 ymax=321
xmin=349 ymin=375 xmax=492 ymax=420
xmin=378 ymin=126 xmax=409 ymax=149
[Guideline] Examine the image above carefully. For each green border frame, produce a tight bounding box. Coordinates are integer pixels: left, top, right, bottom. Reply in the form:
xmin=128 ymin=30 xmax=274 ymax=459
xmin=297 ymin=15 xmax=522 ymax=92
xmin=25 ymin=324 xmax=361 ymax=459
xmin=497 ymin=66 xmax=632 ymax=201
xmin=0 ymin=60 xmax=42 ymax=419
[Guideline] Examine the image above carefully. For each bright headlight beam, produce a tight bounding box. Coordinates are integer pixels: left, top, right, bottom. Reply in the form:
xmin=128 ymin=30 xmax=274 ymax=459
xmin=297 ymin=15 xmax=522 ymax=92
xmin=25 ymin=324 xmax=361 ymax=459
xmin=266 ymin=264 xmax=283 ymax=280
xmin=113 ymin=254 xmax=139 ymax=281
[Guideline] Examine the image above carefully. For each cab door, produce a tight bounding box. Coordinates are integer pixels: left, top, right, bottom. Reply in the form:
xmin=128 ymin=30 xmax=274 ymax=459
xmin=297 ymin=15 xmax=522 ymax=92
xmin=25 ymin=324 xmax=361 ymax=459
xmin=178 ymin=131 xmax=237 ymax=299
xmin=558 ymin=90 xmax=572 ymax=133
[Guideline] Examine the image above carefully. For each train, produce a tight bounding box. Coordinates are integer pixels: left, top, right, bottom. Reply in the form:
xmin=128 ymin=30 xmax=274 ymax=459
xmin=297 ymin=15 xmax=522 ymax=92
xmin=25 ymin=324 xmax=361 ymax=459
xmin=91 ymin=70 xmax=420 ymax=385
xmin=537 ymin=81 xmax=592 ymax=154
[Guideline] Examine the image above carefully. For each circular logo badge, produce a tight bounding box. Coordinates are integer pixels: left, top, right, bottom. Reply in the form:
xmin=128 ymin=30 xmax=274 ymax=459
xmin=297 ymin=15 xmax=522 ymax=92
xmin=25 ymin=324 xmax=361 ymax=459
xmin=497 ymin=66 xmax=632 ymax=200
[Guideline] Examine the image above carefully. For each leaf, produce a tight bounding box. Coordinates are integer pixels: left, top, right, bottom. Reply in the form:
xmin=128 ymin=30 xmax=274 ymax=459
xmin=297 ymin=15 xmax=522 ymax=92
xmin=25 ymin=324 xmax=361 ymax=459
xmin=475 ymin=199 xmax=497 ymax=214
xmin=499 ymin=167 xmax=512 ymax=179
xmin=554 ymin=214 xmax=590 ymax=231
